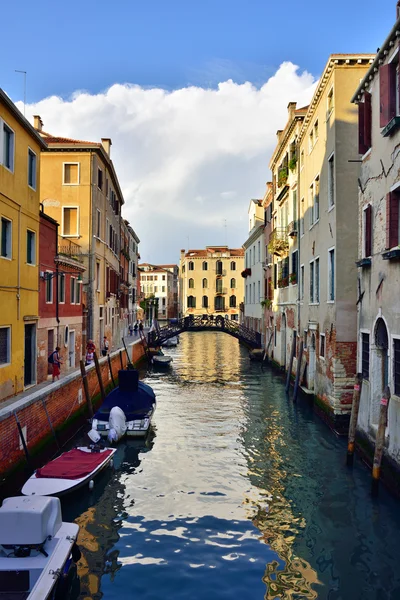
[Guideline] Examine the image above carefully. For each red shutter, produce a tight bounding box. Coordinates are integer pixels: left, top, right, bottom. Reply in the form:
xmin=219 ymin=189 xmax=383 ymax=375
xmin=380 ymin=64 xmax=396 ymax=127
xmin=364 ymin=92 xmax=372 ymax=149
xmin=365 ymin=204 xmax=372 ymax=257
xmin=386 ymin=192 xmax=400 ymax=249
xmin=358 ymin=103 xmax=367 ymax=154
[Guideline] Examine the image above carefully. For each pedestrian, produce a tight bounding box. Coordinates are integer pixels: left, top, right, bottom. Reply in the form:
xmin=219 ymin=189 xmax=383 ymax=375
xmin=85 ymin=349 xmax=95 ymax=366
xmin=87 ymin=339 xmax=96 ymax=354
xmin=48 ymin=346 xmax=62 ymax=382
xmin=129 ymin=324 xmax=133 ymax=336
xmin=133 ymin=322 xmax=138 ymax=335
xmin=101 ymin=336 xmax=109 ymax=357
xmin=138 ymin=321 xmax=144 ymax=332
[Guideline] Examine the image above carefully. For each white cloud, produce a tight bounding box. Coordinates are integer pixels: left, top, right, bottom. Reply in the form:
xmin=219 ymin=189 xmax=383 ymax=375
xmin=22 ymin=62 xmax=316 ymax=263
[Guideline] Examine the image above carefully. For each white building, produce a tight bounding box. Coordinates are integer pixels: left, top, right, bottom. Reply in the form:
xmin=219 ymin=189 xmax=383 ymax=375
xmin=126 ymin=223 xmax=140 ymax=326
xmin=139 ymin=263 xmax=178 ymax=322
xmin=243 ymin=200 xmax=265 ymax=342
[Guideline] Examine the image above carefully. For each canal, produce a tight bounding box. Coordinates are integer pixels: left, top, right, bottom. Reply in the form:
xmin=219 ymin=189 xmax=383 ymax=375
xmin=37 ymin=332 xmax=400 ymax=597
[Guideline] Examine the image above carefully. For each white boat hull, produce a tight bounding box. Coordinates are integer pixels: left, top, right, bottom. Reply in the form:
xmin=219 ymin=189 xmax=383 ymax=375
xmin=93 ymin=408 xmax=155 ymax=440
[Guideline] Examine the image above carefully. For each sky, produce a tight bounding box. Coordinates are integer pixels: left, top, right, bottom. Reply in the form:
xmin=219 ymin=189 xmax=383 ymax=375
xmin=1 ymin=1 xmax=395 ymax=263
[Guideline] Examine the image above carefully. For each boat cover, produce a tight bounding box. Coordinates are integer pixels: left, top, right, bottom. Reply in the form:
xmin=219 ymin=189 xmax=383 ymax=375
xmin=35 ymin=449 xmax=113 ymax=480
xmin=94 ymin=381 xmax=156 ymax=421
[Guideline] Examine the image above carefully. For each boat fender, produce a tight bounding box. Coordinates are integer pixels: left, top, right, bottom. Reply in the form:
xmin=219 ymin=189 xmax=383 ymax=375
xmin=71 ymin=542 xmax=82 ymax=563
xmin=89 ymin=480 xmax=94 ymax=491
xmin=109 ymin=458 xmax=114 ymax=469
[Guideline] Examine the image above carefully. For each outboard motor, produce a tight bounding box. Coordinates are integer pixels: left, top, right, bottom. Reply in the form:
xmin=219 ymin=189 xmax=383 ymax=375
xmin=107 ymin=406 xmax=127 ymax=443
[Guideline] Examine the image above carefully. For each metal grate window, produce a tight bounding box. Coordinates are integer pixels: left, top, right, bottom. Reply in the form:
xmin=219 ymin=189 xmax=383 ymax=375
xmin=0 ymin=327 xmax=10 ymax=364
xmin=394 ymin=339 xmax=400 ymax=395
xmin=361 ymin=333 xmax=370 ymax=379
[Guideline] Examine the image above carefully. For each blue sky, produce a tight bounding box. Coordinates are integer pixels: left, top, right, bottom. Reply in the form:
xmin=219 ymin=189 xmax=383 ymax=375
xmin=3 ymin=0 xmax=395 ymax=103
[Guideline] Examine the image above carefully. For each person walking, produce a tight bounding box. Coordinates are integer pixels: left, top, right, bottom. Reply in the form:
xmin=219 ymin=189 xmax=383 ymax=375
xmin=101 ymin=336 xmax=109 ymax=357
xmin=87 ymin=339 xmax=96 ymax=354
xmin=129 ymin=324 xmax=134 ymax=336
xmin=48 ymin=346 xmax=62 ymax=382
xmin=133 ymin=322 xmax=138 ymax=335
xmin=138 ymin=321 xmax=144 ymax=333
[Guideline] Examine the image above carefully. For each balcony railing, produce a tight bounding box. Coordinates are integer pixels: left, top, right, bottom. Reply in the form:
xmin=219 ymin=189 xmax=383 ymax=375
xmin=267 ymin=228 xmax=289 ymax=256
xmin=58 ymin=237 xmax=84 ymax=262
xmin=215 ymin=288 xmax=227 ymax=295
xmin=215 ymin=269 xmax=226 ymax=276
xmin=287 ymin=221 xmax=298 ymax=237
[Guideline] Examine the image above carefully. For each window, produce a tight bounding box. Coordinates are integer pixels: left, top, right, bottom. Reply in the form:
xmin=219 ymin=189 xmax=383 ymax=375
xmin=230 ymin=278 xmax=236 ymax=289
xmin=327 ymin=87 xmax=334 ymax=116
xmin=320 ymin=333 xmax=325 ymax=358
xmin=188 ymin=261 xmax=194 ymax=271
xmin=187 ymin=295 xmax=196 ymax=308
xmin=300 ymin=150 xmax=304 ymax=169
xmin=361 ymin=333 xmax=370 ymax=379
xmin=26 ymin=230 xmax=36 ymax=265
xmin=216 ymin=260 xmax=223 ymax=275
xmin=231 ymin=314 xmax=238 ymax=321
xmin=300 ymin=265 xmax=304 ymax=300
xmin=379 ymin=61 xmax=399 ymax=130
xmin=300 ymin=214 xmax=304 ymax=237
xmin=303 ymin=330 xmax=308 ymax=350
xmin=253 ymin=246 xmax=256 ymax=265
xmin=216 ymin=279 xmax=223 ymax=293
xmin=202 ymin=261 xmax=208 ymax=271
xmin=1 ymin=217 xmax=12 ymax=259
xmin=314 ymin=176 xmax=320 ymax=223
xmin=202 ymin=295 xmax=208 ymax=308
xmin=45 ymin=272 xmax=53 ymax=303
xmin=394 ymin=339 xmax=400 ymax=395
xmin=274 ymin=326 xmax=277 ymax=346
xmin=162 ymin=286 xmax=165 ymax=292
xmin=230 ymin=261 xmax=236 ymax=270
xmin=309 ymin=258 xmax=320 ymax=304
xmin=309 ymin=130 xmax=314 ymax=153
xmin=70 ymin=277 xmax=76 ymax=304
xmin=98 ymin=168 xmax=103 ymax=190
xmin=258 ymin=281 xmax=260 ymax=303
xmin=215 ymin=296 xmax=225 ymax=311
xmin=59 ymin=273 xmax=65 ymax=303
xmin=106 ymin=178 xmax=109 ymax=197
xmin=258 ymin=241 xmax=261 ymax=262
xmin=328 ymin=153 xmax=335 ymax=208
xmin=62 ymin=207 xmax=79 ymax=237
xmin=314 ymin=119 xmax=319 ymax=140
xmin=189 ymin=278 xmax=194 ymax=289
xmin=202 ymin=278 xmax=207 ymax=289
xmin=315 ymin=258 xmax=320 ymax=303
xmin=162 ymin=275 xmax=166 ymax=280
xmin=328 ymin=249 xmax=335 ymax=301
xmin=291 ymin=250 xmax=298 ymax=282
xmin=230 ymin=295 xmax=236 ymax=307
xmin=364 ymin=204 xmax=372 ymax=257
xmin=0 ymin=326 xmax=11 ymax=365
xmin=63 ymin=163 xmax=79 ymax=185
xmin=28 ymin=149 xmax=37 ymax=189
xmin=96 ymin=262 xmax=100 ymax=291
xmin=249 ymin=249 xmax=251 ymax=267
xmin=2 ymin=122 xmax=14 ymax=171
xmin=358 ymin=92 xmax=372 ymax=154
xmin=76 ymin=279 xmax=81 ymax=304
xmin=154 ymin=286 xmax=158 ymax=292
xmin=96 ymin=210 xmax=101 ymax=238
xmin=253 ymin=282 xmax=255 ymax=303
xmin=386 ymin=190 xmax=400 ymax=249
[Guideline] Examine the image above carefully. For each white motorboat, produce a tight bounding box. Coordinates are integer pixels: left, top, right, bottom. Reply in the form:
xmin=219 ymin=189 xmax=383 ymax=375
xmin=22 ymin=446 xmax=117 ymax=497
xmin=0 ymin=495 xmax=80 ymax=599
xmin=152 ymin=354 xmax=173 ymax=368
xmin=92 ymin=369 xmax=156 ymax=440
xmin=162 ymin=336 xmax=178 ymax=347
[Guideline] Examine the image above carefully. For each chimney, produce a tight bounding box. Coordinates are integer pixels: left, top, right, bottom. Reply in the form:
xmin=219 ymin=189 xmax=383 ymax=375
xmin=287 ymin=102 xmax=297 ymax=117
xmin=101 ymin=138 xmax=112 ymax=157
xmin=33 ymin=115 xmax=43 ymax=132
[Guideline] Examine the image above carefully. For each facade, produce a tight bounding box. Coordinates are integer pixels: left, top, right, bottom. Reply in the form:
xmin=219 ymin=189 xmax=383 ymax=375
xmin=262 ymin=182 xmax=274 ymax=347
xmin=267 ymin=103 xmax=307 ymax=369
xmin=34 ymin=117 xmax=124 ymax=352
xmin=243 ymin=200 xmax=265 ymax=340
xmin=126 ymin=222 xmax=140 ymax=327
xmin=0 ymin=90 xmax=46 ymax=401
xmin=179 ymin=246 xmax=244 ymax=320
xmin=297 ymin=54 xmax=373 ymax=427
xmin=139 ymin=263 xmax=178 ymax=322
xmin=37 ymin=210 xmax=85 ymax=383
xmin=120 ymin=219 xmax=131 ymax=338
xmin=352 ymin=8 xmax=400 ymax=463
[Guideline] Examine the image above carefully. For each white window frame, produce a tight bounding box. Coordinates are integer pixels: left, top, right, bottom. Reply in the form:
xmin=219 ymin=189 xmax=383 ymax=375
xmin=96 ymin=209 xmax=101 ymax=239
xmin=327 ymin=86 xmax=334 ymax=119
xmin=0 ymin=325 xmax=11 ymax=367
xmin=62 ymin=162 xmax=80 ymax=185
xmin=97 ymin=167 xmax=103 ymax=190
xmin=27 ymin=147 xmax=37 ymax=190
xmin=327 ymin=246 xmax=335 ymax=303
xmin=76 ymin=278 xmax=81 ymax=304
xmin=96 ymin=262 xmax=101 ymax=292
xmin=70 ymin=277 xmax=76 ymax=304
xmin=1 ymin=120 xmax=15 ymax=173
xmin=328 ymin=152 xmax=335 ymax=211
xmin=358 ymin=328 xmax=371 ymax=376
xmin=320 ymin=333 xmax=326 ymax=360
xmin=45 ymin=271 xmax=53 ymax=304
xmin=314 ymin=119 xmax=319 ymax=142
xmin=1 ymin=216 xmax=12 ymax=260
xmin=61 ymin=206 xmax=80 ymax=238
xmin=309 ymin=256 xmax=320 ymax=305
xmin=26 ymin=229 xmax=36 ymax=266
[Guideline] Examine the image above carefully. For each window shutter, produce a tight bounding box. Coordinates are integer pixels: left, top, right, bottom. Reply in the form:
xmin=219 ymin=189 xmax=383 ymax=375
xmin=291 ymin=251 xmax=298 ymax=276
xmin=358 ymin=102 xmax=367 ymax=154
xmin=380 ymin=64 xmax=396 ymax=128
xmin=364 ymin=92 xmax=372 ymax=149
xmin=386 ymin=192 xmax=399 ymax=249
xmin=273 ymin=263 xmax=277 ymax=289
xmin=365 ymin=204 xmax=372 ymax=257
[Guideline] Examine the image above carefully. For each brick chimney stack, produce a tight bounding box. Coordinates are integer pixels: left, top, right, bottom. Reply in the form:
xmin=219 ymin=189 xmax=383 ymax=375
xmin=101 ymin=138 xmax=112 ymax=157
xmin=33 ymin=115 xmax=43 ymax=131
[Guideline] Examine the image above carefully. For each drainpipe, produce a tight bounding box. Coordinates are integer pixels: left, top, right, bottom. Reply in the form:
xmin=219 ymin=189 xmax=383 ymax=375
xmin=296 ymin=135 xmax=301 ymax=338
xmin=55 ymin=221 xmax=60 ymax=344
xmin=17 ymin=204 xmax=21 ymax=320
xmin=87 ymin=154 xmax=94 ymax=341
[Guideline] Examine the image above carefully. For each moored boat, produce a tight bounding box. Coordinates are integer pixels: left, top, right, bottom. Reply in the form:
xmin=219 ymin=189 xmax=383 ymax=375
xmin=162 ymin=336 xmax=178 ymax=347
xmin=152 ymin=354 xmax=173 ymax=368
xmin=0 ymin=495 xmax=80 ymax=599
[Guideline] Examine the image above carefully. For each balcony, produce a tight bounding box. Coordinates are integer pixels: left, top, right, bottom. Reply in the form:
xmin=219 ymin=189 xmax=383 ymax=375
xmin=278 ymin=167 xmax=288 ymax=188
xmin=287 ymin=221 xmax=298 ymax=237
xmin=215 ymin=288 xmax=227 ymax=295
xmin=267 ymin=228 xmax=289 ymax=256
xmin=215 ymin=269 xmax=226 ymax=276
xmin=56 ymin=237 xmax=85 ymax=269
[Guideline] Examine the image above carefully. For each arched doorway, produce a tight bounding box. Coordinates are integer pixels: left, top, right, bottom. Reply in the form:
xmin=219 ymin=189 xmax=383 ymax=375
xmin=371 ymin=318 xmax=389 ymax=424
xmin=281 ymin=313 xmax=286 ymax=369
xmin=308 ymin=333 xmax=316 ymax=391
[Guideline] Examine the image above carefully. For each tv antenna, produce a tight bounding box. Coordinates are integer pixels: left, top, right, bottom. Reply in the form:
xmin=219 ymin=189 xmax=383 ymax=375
xmin=15 ymin=70 xmax=27 ymax=116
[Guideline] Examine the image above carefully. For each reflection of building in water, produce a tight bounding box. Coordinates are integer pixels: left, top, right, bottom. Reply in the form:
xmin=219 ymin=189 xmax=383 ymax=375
xmin=241 ymin=402 xmax=320 ymax=599
xmin=67 ymin=438 xmax=154 ymax=599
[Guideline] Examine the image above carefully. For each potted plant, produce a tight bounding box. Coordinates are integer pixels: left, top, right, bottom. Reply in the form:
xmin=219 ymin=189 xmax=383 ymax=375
xmin=278 ymin=167 xmax=288 ymax=187
xmin=241 ymin=267 xmax=252 ymax=278
xmin=268 ymin=238 xmax=289 ymax=256
xmin=261 ymin=299 xmax=273 ymax=309
xmin=289 ymin=156 xmax=297 ymax=171
xmin=289 ymin=272 xmax=297 ymax=284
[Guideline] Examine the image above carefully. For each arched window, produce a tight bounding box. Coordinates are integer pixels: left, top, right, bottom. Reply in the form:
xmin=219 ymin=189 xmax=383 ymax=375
xmin=216 ymin=279 xmax=223 ymax=293
xmin=182 ymin=265 xmax=185 ymax=273
xmin=188 ymin=278 xmax=194 ymax=288
xmin=214 ymin=296 xmax=225 ymax=311
xmin=216 ymin=260 xmax=223 ymax=275
xmin=230 ymin=261 xmax=236 ymax=270
xmin=230 ymin=278 xmax=236 ymax=289
xmin=202 ymin=278 xmax=207 ymax=289
xmin=187 ymin=295 xmax=196 ymax=308
xmin=202 ymin=295 xmax=208 ymax=308
xmin=229 ymin=295 xmax=236 ymax=307
xmin=188 ymin=261 xmax=194 ymax=271
xmin=202 ymin=261 xmax=208 ymax=271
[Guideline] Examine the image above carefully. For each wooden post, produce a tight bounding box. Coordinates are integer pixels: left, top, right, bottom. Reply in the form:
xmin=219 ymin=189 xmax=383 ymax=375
xmin=346 ymin=373 xmax=363 ymax=466
xmin=119 ymin=350 xmax=124 ymax=370
xmin=293 ymin=339 xmax=304 ymax=402
xmin=371 ymin=385 xmax=391 ymax=496
xmin=108 ymin=354 xmax=116 ymax=387
xmin=285 ymin=331 xmax=297 ymax=393
xmin=13 ymin=411 xmax=32 ymax=469
xmin=93 ymin=352 xmax=106 ymax=402
xmin=80 ymin=360 xmax=93 ymax=418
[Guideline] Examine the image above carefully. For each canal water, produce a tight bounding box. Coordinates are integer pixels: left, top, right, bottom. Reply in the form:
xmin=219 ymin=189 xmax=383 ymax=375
xmin=48 ymin=333 xmax=400 ymax=598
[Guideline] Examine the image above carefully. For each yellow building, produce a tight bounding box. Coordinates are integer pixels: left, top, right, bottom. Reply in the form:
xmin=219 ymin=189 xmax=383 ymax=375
xmin=179 ymin=246 xmax=244 ymax=320
xmin=0 ymin=90 xmax=46 ymax=401
xmin=33 ymin=117 xmax=124 ymax=351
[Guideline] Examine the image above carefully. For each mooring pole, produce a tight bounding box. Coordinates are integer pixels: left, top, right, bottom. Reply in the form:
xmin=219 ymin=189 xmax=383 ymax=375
xmin=80 ymin=360 xmax=93 ymax=418
xmin=93 ymin=351 xmax=106 ymax=402
xmin=108 ymin=354 xmax=116 ymax=387
xmin=371 ymin=386 xmax=391 ymax=496
xmin=285 ymin=331 xmax=297 ymax=393
xmin=41 ymin=398 xmax=60 ymax=451
xmin=293 ymin=339 xmax=304 ymax=402
xmin=13 ymin=411 xmax=32 ymax=469
xmin=346 ymin=373 xmax=363 ymax=466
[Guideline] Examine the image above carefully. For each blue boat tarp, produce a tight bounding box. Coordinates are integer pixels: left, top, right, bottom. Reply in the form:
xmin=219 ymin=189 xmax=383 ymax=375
xmin=94 ymin=381 xmax=156 ymax=421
